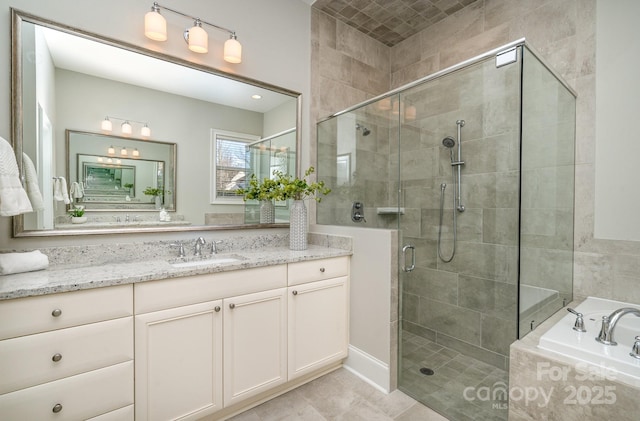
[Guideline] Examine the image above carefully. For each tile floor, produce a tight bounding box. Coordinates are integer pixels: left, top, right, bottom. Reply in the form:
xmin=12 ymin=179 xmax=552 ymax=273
xmin=399 ymin=331 xmax=509 ymax=421
xmin=227 ymin=367 xmax=448 ymax=421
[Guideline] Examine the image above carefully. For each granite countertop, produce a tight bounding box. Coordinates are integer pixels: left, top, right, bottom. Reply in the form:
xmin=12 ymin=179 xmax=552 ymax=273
xmin=0 ymin=245 xmax=351 ymax=301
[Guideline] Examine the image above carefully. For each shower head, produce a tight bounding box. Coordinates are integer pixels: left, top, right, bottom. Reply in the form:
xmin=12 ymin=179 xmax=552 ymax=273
xmin=356 ymin=123 xmax=371 ymax=136
xmin=442 ymin=136 xmax=456 ymax=148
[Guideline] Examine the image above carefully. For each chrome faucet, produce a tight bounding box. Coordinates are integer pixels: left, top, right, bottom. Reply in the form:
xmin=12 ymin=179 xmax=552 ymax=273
xmin=210 ymin=240 xmax=223 ymax=254
xmin=596 ymin=307 xmax=640 ymax=345
xmin=194 ymin=237 xmax=206 ymax=256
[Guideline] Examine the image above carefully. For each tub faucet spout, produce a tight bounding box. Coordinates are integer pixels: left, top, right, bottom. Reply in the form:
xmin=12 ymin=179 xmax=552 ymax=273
xmin=596 ymin=307 xmax=640 ymax=346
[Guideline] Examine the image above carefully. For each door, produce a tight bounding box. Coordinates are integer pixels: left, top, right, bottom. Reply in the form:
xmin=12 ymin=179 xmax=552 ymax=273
xmin=135 ymin=300 xmax=223 ymax=421
xmin=288 ymin=277 xmax=348 ymax=380
xmin=223 ymin=288 xmax=287 ymax=407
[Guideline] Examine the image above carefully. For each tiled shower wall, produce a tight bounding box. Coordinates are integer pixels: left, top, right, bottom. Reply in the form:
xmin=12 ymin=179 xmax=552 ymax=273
xmin=312 ymin=0 xmax=640 ymax=321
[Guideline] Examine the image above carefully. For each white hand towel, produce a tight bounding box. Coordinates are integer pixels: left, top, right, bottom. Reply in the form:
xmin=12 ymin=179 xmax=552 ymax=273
xmin=0 ymin=250 xmax=49 ymax=275
xmin=53 ymin=178 xmax=63 ymax=201
xmin=22 ymin=153 xmax=44 ymax=211
xmin=0 ymin=136 xmax=33 ymax=216
xmin=70 ymin=182 xmax=84 ymax=199
xmin=59 ymin=176 xmax=70 ymax=204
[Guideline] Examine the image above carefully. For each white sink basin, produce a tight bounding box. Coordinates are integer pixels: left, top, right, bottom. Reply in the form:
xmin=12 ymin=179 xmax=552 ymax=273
xmin=170 ymin=255 xmax=243 ymax=268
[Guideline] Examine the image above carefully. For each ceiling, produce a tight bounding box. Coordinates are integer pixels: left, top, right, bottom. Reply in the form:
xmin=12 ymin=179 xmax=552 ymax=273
xmin=312 ymin=0 xmax=479 ymax=47
xmin=41 ymin=27 xmax=292 ymax=114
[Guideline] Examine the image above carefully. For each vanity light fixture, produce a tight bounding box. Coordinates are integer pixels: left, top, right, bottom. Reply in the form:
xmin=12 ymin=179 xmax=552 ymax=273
xmin=144 ymin=2 xmax=242 ymax=64
xmin=132 ymin=148 xmax=140 ymax=157
xmin=107 ymin=145 xmax=115 ymax=155
xmin=101 ymin=116 xmax=151 ymax=137
xmin=120 ymin=147 xmax=128 ymax=156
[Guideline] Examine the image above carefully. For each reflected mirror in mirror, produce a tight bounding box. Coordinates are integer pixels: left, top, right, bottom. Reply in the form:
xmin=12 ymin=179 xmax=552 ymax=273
xmin=13 ymin=10 xmax=300 ymax=236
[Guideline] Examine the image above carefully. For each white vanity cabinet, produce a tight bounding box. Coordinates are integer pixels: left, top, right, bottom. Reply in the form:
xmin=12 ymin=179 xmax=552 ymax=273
xmin=133 ymin=265 xmax=287 ymax=421
xmin=0 ymin=285 xmax=134 ymax=420
xmin=223 ymin=288 xmax=288 ymax=406
xmin=287 ymin=257 xmax=349 ymax=380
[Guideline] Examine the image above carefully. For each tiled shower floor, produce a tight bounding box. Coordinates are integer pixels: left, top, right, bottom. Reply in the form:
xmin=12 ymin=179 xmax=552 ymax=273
xmin=399 ymin=330 xmax=509 ymax=421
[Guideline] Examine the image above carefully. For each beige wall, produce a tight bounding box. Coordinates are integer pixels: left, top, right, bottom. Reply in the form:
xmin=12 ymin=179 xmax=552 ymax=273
xmin=0 ymin=0 xmax=311 ymax=249
xmin=310 ymin=0 xmax=640 ymax=305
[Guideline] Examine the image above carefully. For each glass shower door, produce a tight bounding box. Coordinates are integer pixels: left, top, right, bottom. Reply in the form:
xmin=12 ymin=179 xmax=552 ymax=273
xmin=398 ymin=51 xmax=522 ymax=421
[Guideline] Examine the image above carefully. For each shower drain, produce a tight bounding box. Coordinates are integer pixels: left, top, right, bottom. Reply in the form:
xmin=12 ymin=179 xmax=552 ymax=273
xmin=419 ymin=367 xmax=435 ymax=376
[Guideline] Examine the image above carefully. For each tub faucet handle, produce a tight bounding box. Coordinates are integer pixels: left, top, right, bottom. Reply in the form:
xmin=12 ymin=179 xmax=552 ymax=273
xmin=567 ymin=308 xmax=586 ymax=332
xmin=631 ymin=336 xmax=640 ymax=360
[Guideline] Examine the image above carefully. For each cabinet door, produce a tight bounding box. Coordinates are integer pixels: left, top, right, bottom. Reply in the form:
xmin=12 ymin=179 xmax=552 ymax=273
xmin=288 ymin=277 xmax=348 ymax=380
xmin=223 ymin=288 xmax=287 ymax=407
xmin=135 ymin=300 xmax=223 ymax=421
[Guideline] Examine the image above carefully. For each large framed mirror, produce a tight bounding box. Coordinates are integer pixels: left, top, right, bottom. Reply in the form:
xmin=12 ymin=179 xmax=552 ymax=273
xmin=11 ymin=9 xmax=301 ymax=237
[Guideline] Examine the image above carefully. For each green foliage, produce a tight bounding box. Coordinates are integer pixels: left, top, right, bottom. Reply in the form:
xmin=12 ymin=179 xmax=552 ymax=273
xmin=236 ymin=167 xmax=331 ymax=202
xmin=68 ymin=207 xmax=85 ymax=217
xmin=124 ymin=183 xmax=134 ymax=189
xmin=143 ymin=187 xmax=170 ymax=196
xmin=236 ymin=174 xmax=281 ymax=201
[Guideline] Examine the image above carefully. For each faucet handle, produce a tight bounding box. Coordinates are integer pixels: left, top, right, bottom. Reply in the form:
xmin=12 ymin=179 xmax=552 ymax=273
xmin=210 ymin=240 xmax=223 ymax=254
xmin=567 ymin=308 xmax=586 ymax=332
xmin=170 ymin=242 xmax=185 ymax=258
xmin=630 ymin=336 xmax=640 ymax=360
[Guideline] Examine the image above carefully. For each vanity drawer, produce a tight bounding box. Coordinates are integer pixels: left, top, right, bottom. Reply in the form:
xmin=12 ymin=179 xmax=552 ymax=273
xmin=288 ymin=256 xmax=349 ymax=286
xmin=0 ymin=360 xmax=133 ymax=420
xmin=135 ymin=264 xmax=287 ymax=314
xmin=0 ymin=285 xmax=133 ymax=340
xmin=0 ymin=317 xmax=133 ymax=394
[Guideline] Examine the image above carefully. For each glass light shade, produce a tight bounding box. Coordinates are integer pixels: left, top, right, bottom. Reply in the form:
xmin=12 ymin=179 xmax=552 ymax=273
xmin=145 ymin=10 xmax=167 ymax=41
xmin=141 ymin=124 xmax=151 ymax=137
xmin=132 ymin=148 xmax=140 ymax=157
xmin=224 ymin=37 xmax=242 ymax=63
xmin=121 ymin=121 xmax=132 ymax=135
xmin=404 ymin=105 xmax=416 ymax=121
xmin=101 ymin=117 xmax=112 ymax=132
xmin=120 ymin=147 xmax=128 ymax=156
xmin=97 ymin=157 xmax=103 ymax=162
xmin=107 ymin=146 xmax=115 ymax=155
xmin=107 ymin=158 xmax=113 ymax=163
xmin=116 ymin=159 xmax=122 ymax=164
xmin=187 ymin=25 xmax=208 ymax=53
xmin=378 ymin=98 xmax=392 ymax=111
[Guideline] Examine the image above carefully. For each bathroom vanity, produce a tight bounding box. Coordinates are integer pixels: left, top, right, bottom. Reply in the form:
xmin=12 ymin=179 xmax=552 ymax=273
xmin=0 ymin=244 xmax=350 ymax=420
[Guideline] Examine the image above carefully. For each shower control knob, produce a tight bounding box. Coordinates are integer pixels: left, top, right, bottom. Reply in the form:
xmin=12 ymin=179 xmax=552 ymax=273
xmin=567 ymin=308 xmax=586 ymax=332
xmin=630 ymin=336 xmax=640 ymax=359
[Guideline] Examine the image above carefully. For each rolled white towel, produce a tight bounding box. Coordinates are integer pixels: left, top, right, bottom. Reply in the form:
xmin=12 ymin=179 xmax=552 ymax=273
xmin=0 ymin=250 xmax=49 ymax=275
xmin=59 ymin=177 xmax=70 ymax=204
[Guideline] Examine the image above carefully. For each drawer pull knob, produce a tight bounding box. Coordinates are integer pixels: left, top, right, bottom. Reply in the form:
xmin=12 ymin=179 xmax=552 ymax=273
xmin=51 ymin=308 xmax=62 ymax=317
xmin=52 ymin=403 xmax=63 ymax=413
xmin=52 ymin=353 xmax=63 ymax=362
xmin=229 ymin=303 xmax=235 ymax=309
xmin=292 ymin=290 xmax=298 ymax=296
xmin=214 ymin=306 xmax=221 ymax=312
xmin=320 ymin=267 xmax=325 ymax=273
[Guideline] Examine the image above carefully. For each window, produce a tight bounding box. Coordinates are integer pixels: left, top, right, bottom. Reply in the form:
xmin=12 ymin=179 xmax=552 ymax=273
xmin=210 ymin=130 xmax=259 ymax=203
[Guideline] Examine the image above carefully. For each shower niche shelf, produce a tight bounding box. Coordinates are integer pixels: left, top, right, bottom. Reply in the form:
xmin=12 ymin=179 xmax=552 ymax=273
xmin=376 ymin=207 xmax=405 ymax=215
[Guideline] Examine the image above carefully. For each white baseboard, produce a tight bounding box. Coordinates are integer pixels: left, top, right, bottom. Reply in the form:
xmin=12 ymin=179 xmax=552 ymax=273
xmin=343 ymin=345 xmax=390 ymax=394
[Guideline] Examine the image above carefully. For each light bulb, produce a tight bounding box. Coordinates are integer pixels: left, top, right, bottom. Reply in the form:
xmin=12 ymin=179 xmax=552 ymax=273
xmin=121 ymin=121 xmax=132 ymax=135
xmin=101 ymin=117 xmax=112 ymax=132
xmin=187 ymin=21 xmax=208 ymax=53
xmin=224 ymin=35 xmax=242 ymax=63
xmin=144 ymin=5 xmax=167 ymax=41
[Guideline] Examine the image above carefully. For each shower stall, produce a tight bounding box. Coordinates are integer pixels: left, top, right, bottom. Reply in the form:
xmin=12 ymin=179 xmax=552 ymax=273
xmin=317 ymin=40 xmax=575 ymax=420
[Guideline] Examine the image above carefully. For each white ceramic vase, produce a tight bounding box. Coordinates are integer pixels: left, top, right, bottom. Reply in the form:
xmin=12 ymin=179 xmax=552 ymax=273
xmin=71 ymin=216 xmax=87 ymax=224
xmin=289 ymin=199 xmax=307 ymax=250
xmin=260 ymin=200 xmax=275 ymax=224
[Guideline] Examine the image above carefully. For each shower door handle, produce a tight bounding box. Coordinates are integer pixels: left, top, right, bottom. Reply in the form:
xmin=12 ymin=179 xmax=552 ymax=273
xmin=402 ymin=244 xmax=415 ymax=272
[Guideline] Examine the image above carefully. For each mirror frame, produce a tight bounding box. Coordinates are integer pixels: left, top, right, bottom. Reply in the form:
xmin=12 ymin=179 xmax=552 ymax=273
xmin=11 ymin=9 xmax=302 ymax=237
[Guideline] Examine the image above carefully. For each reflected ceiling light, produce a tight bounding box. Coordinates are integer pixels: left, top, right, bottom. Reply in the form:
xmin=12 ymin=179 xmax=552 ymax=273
xmin=97 ymin=157 xmax=103 ymax=162
xmin=100 ymin=116 xmax=151 ymax=137
xmin=107 ymin=158 xmax=113 ymax=164
xmin=121 ymin=121 xmax=133 ymax=135
xmin=145 ymin=2 xmax=242 ymax=63
xmin=101 ymin=117 xmax=113 ymax=131
xmin=107 ymin=145 xmax=115 ymax=155
xmin=251 ymin=94 xmax=262 ymax=100
xmin=116 ymin=159 xmax=122 ymax=164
